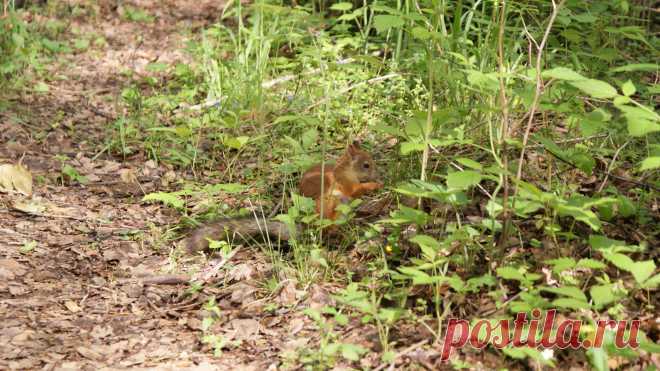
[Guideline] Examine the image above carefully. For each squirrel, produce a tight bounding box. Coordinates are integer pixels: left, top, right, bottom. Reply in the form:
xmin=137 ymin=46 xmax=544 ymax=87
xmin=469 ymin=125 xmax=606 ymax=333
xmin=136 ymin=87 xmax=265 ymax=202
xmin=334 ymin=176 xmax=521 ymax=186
xmin=183 ymin=141 xmax=382 ymax=252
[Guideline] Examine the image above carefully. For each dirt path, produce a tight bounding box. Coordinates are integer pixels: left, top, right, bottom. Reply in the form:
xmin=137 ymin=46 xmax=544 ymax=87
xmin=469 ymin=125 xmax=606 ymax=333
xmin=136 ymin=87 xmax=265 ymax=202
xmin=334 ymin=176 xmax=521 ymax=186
xmin=0 ymin=1 xmax=344 ymax=369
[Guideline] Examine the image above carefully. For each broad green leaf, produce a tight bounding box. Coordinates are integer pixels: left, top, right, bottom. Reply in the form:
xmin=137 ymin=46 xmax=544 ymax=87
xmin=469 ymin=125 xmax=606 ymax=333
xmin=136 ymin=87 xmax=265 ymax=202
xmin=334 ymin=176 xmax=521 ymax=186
xmin=373 ymin=15 xmax=404 ymax=33
xmin=397 ymin=267 xmax=437 ymax=285
xmin=400 ymin=142 xmax=426 ymax=155
xmin=590 ymin=284 xmax=616 ymax=308
xmin=619 ymin=105 xmax=660 ymax=136
xmin=630 ymin=260 xmax=656 ymax=284
xmin=466 ymin=70 xmax=499 ymax=91
xmin=569 ymin=79 xmax=618 ymax=99
xmin=641 ymin=273 xmax=660 ymax=289
xmin=455 ymin=158 xmax=483 ymax=170
xmin=411 ymin=26 xmax=432 ymax=40
xmin=224 ymin=136 xmax=250 ymax=149
xmin=602 ymin=252 xmax=635 ymax=271
xmin=621 ymin=80 xmax=636 ymax=96
xmin=640 ymin=157 xmax=660 ymax=171
xmin=542 ymin=286 xmax=587 ymax=301
xmin=340 ymin=343 xmax=367 ymax=361
xmin=553 ymin=298 xmax=590 ymax=310
xmin=610 ymin=63 xmax=658 ymax=72
xmin=617 ymin=196 xmax=636 ymax=218
xmin=496 ymin=267 xmax=525 ymax=281
xmin=586 ymin=346 xmax=608 ymax=371
xmin=555 ymin=203 xmax=601 ymax=230
xmin=542 ymin=67 xmax=586 ymax=81
xmin=142 ymin=192 xmax=184 ymax=209
xmin=577 ymin=258 xmax=606 ymax=269
xmin=410 ymin=234 xmax=442 ymax=258
xmin=545 ymin=258 xmax=576 ymax=273
xmin=618 ymin=105 xmax=660 ymax=122
xmin=34 ymin=82 xmax=49 ymax=93
xmin=447 ymin=170 xmax=482 ymax=190
xmin=589 ymin=235 xmax=626 ymax=250
xmin=206 ymin=183 xmax=247 ymax=193
xmin=330 ymin=2 xmax=353 ymax=11
xmin=627 ymin=118 xmax=660 ymax=137
xmin=410 ymin=235 xmax=445 ymax=260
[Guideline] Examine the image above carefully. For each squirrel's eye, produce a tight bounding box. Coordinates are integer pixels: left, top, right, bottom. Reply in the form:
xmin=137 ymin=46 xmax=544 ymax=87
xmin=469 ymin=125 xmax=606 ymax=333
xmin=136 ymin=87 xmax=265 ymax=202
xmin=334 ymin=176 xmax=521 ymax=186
xmin=363 ymin=163 xmax=370 ymax=169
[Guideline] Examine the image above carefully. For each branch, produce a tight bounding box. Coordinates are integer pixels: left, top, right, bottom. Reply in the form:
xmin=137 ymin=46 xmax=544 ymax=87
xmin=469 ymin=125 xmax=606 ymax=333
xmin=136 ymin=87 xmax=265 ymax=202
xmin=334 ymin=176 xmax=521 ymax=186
xmin=512 ymin=0 xmax=564 ymax=194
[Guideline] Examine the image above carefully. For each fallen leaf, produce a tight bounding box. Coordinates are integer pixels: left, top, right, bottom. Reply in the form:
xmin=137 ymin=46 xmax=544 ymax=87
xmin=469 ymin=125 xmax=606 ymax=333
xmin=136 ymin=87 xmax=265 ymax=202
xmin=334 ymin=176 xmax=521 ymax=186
xmin=0 ymin=259 xmax=27 ymax=280
xmin=229 ymin=318 xmax=260 ymax=341
xmin=0 ymin=163 xmax=33 ymax=196
xmin=11 ymin=198 xmax=46 ymax=215
xmin=64 ymin=300 xmax=81 ymax=313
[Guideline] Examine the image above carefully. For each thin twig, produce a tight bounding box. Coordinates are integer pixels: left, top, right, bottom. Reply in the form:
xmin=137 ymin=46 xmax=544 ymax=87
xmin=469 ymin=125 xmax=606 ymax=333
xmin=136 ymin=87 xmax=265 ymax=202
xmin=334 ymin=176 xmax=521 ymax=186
xmin=513 ymin=0 xmax=564 ymax=187
xmin=597 ymin=141 xmax=630 ymax=193
xmin=496 ymin=0 xmax=511 ymax=248
xmin=373 ymin=339 xmax=429 ymax=371
xmin=527 ymin=133 xmax=608 ymax=149
xmin=306 ymin=73 xmax=400 ymax=111
xmin=538 ymin=143 xmax=660 ymax=192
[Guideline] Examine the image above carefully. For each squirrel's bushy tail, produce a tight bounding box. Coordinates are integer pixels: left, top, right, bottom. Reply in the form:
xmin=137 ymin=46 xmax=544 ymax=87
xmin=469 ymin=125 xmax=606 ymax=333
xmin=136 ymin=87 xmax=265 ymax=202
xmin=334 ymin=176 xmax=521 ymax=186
xmin=183 ymin=218 xmax=292 ymax=253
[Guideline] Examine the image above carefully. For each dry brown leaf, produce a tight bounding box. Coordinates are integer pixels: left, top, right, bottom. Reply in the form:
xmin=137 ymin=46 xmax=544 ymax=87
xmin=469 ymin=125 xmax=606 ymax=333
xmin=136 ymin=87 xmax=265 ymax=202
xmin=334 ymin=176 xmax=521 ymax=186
xmin=0 ymin=163 xmax=33 ymax=196
xmin=229 ymin=318 xmax=260 ymax=341
xmin=0 ymin=259 xmax=28 ymax=280
xmin=64 ymin=300 xmax=81 ymax=313
xmin=11 ymin=198 xmax=46 ymax=215
xmin=277 ymin=280 xmax=298 ymax=306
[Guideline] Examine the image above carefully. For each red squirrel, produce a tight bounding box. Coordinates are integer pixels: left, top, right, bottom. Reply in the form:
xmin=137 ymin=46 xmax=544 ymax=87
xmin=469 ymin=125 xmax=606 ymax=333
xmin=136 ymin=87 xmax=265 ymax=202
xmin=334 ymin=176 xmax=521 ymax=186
xmin=184 ymin=141 xmax=382 ymax=252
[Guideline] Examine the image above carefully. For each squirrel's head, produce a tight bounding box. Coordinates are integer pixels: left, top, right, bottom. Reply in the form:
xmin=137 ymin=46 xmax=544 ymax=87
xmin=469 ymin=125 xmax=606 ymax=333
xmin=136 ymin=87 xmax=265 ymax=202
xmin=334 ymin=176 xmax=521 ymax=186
xmin=344 ymin=141 xmax=379 ymax=182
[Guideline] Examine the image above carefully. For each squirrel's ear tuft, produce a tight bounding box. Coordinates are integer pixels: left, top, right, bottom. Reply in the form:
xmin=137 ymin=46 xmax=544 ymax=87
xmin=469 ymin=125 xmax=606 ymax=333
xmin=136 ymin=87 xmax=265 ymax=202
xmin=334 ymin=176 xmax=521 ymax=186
xmin=348 ymin=141 xmax=361 ymax=155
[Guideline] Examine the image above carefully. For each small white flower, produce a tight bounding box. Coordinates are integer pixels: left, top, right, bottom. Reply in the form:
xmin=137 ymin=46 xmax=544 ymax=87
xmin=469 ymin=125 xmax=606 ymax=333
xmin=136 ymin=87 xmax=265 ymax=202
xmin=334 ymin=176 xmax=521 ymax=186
xmin=541 ymin=348 xmax=554 ymax=361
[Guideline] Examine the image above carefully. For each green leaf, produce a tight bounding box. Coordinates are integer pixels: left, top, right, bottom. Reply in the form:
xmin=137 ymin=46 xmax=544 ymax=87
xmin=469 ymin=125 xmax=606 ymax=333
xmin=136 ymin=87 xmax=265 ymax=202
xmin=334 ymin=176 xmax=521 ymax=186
xmin=224 ymin=136 xmax=250 ymax=149
xmin=73 ymin=38 xmax=89 ymax=50
xmin=542 ymin=286 xmax=587 ymax=301
xmin=641 ymin=273 xmax=660 ymax=289
xmin=627 ymin=118 xmax=660 ymax=137
xmin=545 ymin=258 xmax=576 ymax=273
xmin=542 ymin=67 xmax=586 ymax=81
xmin=630 ymin=260 xmax=656 ymax=284
xmin=569 ymin=79 xmax=618 ymax=99
xmin=466 ymin=70 xmax=499 ymax=92
xmin=589 ymin=235 xmax=625 ymax=250
xmin=397 ymin=267 xmax=436 ymax=285
xmin=340 ymin=343 xmax=367 ymax=361
xmin=142 ymin=192 xmax=184 ymax=209
xmin=586 ymin=346 xmax=608 ymax=371
xmin=411 ymin=26 xmax=432 ymax=40
xmin=621 ymin=80 xmax=636 ymax=96
xmin=410 ymin=234 xmax=442 ymax=258
xmin=577 ymin=258 xmax=607 ymax=269
xmin=455 ymin=158 xmax=483 ymax=170
xmin=555 ymin=203 xmax=601 ymax=230
xmin=496 ymin=267 xmax=525 ymax=281
xmin=640 ymin=157 xmax=660 ymax=171
xmin=400 ymin=142 xmax=426 ymax=155
xmin=610 ymin=63 xmax=659 ymax=73
xmin=373 ymin=15 xmax=404 ymax=33
xmin=590 ymin=284 xmax=616 ymax=308
xmin=34 ymin=82 xmax=49 ymax=93
xmin=446 ymin=170 xmax=482 ymax=190
xmin=330 ymin=2 xmax=353 ymax=11
xmin=603 ymin=252 xmax=635 ymax=271
xmin=617 ymin=196 xmax=636 ymax=218
xmin=552 ymin=298 xmax=591 ymax=310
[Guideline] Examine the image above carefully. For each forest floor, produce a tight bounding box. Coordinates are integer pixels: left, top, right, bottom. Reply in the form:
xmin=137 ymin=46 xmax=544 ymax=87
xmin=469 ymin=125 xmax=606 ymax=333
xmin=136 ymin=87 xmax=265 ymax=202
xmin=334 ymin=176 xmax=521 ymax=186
xmin=0 ymin=1 xmax=398 ymax=370
xmin=3 ymin=1 xmax=656 ymax=371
